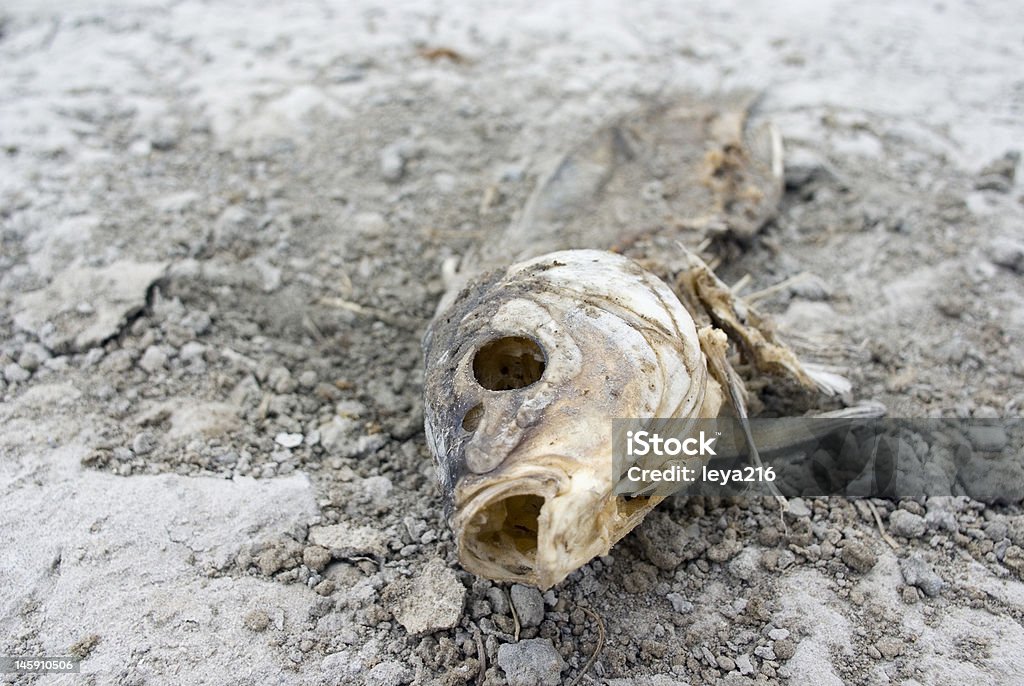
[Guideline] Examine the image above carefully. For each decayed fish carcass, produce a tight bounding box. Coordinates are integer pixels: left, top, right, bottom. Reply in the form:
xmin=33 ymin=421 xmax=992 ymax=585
xmin=423 ymin=94 xmax=851 ymax=589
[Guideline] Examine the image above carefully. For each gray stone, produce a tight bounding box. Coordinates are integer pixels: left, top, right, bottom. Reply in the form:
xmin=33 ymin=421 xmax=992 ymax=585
xmin=487 ymin=586 xmax=510 ymax=615
xmin=900 ymin=555 xmax=944 ymax=597
xmin=889 ymin=510 xmax=926 ymax=538
xmin=358 ymin=475 xmax=394 ymax=509
xmin=267 ymin=366 xmax=295 ymax=393
xmin=666 ymin=592 xmax=693 ymax=614
xmin=728 ymin=548 xmax=760 ymax=581
xmin=3 ymin=363 xmax=30 ymax=384
xmin=181 ymin=310 xmax=212 ymax=336
xmin=274 ymin=432 xmax=303 ymax=448
xmin=841 ymin=541 xmax=877 ymax=573
xmin=1003 ymin=545 xmax=1024 ymax=579
xmin=319 ymin=417 xmax=386 ymax=458
xmin=12 ymin=261 xmax=167 ymax=353
xmin=510 ymin=584 xmax=545 ymax=627
xmin=168 ymin=402 xmax=241 ymax=440
xmin=787 ymin=497 xmax=812 ymax=518
xmin=365 ymin=660 xmax=412 ymax=686
xmin=318 ymin=416 xmax=358 ymax=451
xmin=976 ymin=151 xmax=1019 ymax=192
xmin=966 ymin=424 xmax=1009 ymax=452
xmin=384 ymin=559 xmax=465 ymax=635
xmin=380 ymin=140 xmax=413 ymax=182
xmin=774 ymin=638 xmax=797 ymax=661
xmin=988 ymin=237 xmax=1024 ymax=272
xmin=634 ymin=511 xmax=705 ymax=570
xmin=321 ymin=651 xmax=354 ymax=681
xmin=876 ymin=637 xmax=904 ymax=659
xmin=139 ymin=345 xmax=169 ymax=373
xmin=303 ymin=546 xmax=331 ymax=572
xmin=735 ymin=653 xmax=755 ymax=675
xmin=984 ymin=519 xmax=1009 ymax=541
xmin=179 ymin=341 xmax=207 ymax=361
xmin=925 ymin=509 xmax=958 ymax=533
xmin=1008 ymin=517 xmax=1024 ymax=547
xmin=497 ymin=639 xmax=566 ymax=686
xmin=213 ymin=205 xmax=252 ymax=246
xmin=17 ymin=342 xmax=51 ymax=371
xmin=243 ymin=609 xmax=270 ymax=632
xmin=784 ymin=148 xmax=833 ymax=189
xmin=308 ymin=523 xmax=386 ymax=558
xmin=132 ymin=432 xmax=156 ymax=456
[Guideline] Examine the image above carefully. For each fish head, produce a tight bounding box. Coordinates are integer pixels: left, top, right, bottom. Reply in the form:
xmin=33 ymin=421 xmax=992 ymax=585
xmin=423 ymin=249 xmax=721 ymax=588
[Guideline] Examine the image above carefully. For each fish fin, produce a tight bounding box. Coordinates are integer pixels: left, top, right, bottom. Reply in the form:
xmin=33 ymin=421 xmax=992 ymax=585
xmin=676 ymin=245 xmax=850 ymax=397
xmin=698 ymin=325 xmax=787 ymax=505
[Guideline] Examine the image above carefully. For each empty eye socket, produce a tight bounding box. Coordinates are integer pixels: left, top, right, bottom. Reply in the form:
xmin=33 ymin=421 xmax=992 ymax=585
xmin=461 ymin=403 xmax=484 ymax=432
xmin=472 ymin=336 xmax=546 ymax=391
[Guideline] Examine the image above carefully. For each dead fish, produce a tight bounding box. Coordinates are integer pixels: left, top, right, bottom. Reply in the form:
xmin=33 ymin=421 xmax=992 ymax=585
xmin=424 ymin=95 xmax=854 ymax=589
xmin=423 ymin=250 xmax=725 ymax=588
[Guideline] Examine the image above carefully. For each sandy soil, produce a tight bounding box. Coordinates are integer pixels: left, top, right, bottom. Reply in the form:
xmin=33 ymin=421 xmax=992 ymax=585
xmin=1 ymin=1 xmax=1023 ymax=685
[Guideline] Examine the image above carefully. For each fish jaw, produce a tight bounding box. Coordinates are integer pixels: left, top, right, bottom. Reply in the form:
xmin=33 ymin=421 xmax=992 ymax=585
xmin=453 ymin=456 xmax=664 ymax=590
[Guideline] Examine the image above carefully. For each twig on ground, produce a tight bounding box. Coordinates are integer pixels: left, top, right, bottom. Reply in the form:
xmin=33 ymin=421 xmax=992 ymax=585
xmin=745 ymin=272 xmax=812 ymax=303
xmin=506 ymin=588 xmax=520 ymax=642
xmin=867 ymin=500 xmax=900 ymax=550
xmin=730 ymin=273 xmax=752 ymax=294
xmin=568 ymin=606 xmax=606 ymax=686
xmin=474 ymin=628 xmax=486 ymax=685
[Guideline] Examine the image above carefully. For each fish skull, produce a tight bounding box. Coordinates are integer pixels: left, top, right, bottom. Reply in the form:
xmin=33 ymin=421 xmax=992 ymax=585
xmin=423 ymin=249 xmax=723 ymax=588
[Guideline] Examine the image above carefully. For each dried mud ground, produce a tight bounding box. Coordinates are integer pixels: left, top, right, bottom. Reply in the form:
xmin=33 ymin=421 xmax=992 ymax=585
xmin=2 ymin=2 xmax=1024 ymax=685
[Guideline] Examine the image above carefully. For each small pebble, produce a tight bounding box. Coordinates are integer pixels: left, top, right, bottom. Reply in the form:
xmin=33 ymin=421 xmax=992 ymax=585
xmin=666 ymin=592 xmax=693 ymax=614
xmin=132 ymin=432 xmax=156 ymax=456
xmin=889 ymin=510 xmax=927 ymax=538
xmin=876 ymin=637 xmax=903 ymax=659
xmin=900 ymin=555 xmax=944 ymax=597
xmin=303 ymin=546 xmax=331 ymax=572
xmin=275 ymin=432 xmax=304 ymax=448
xmin=773 ymin=639 xmax=796 ymax=661
xmin=786 ymin=498 xmax=812 ymax=518
xmin=988 ymin=237 xmax=1024 ymax=272
xmin=364 ymin=661 xmax=411 ymax=686
xmin=510 ymin=584 xmax=545 ymax=628
xmin=243 ymin=609 xmax=270 ymax=632
xmin=3 ymin=363 xmax=30 ymax=383
xmin=841 ymin=541 xmax=878 ymax=573
xmin=17 ymin=343 xmax=51 ymax=371
xmin=138 ymin=345 xmax=168 ymax=373
xmin=487 ymin=586 xmax=510 ymax=615
xmin=496 ymin=639 xmax=566 ymax=686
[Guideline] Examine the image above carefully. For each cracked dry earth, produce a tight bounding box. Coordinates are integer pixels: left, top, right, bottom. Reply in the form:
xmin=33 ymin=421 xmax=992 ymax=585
xmin=2 ymin=1 xmax=1024 ymax=685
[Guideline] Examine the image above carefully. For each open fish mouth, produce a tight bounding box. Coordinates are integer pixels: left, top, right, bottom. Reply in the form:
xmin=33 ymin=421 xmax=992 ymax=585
xmin=453 ymin=457 xmax=662 ymax=589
